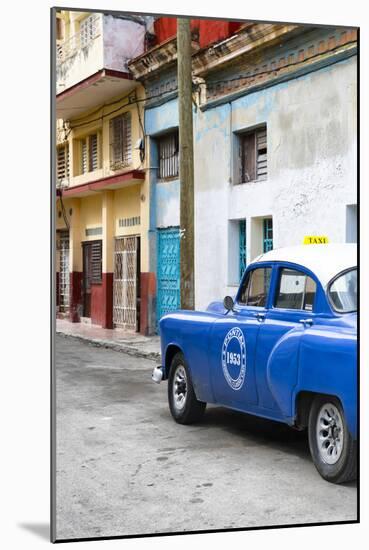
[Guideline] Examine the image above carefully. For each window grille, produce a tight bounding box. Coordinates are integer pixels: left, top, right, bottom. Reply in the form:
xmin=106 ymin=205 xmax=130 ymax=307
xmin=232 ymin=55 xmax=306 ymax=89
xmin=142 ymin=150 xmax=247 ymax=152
xmin=239 ymin=220 xmax=247 ymax=280
xmin=57 ymin=14 xmax=100 ymax=65
xmin=113 ymin=237 xmax=138 ymax=329
xmin=90 ymin=241 xmax=102 ymax=284
xmin=80 ymin=14 xmax=98 ymax=48
xmin=110 ymin=113 xmax=132 ymax=170
xmin=238 ymin=126 xmax=267 ymax=183
xmin=58 ymin=230 xmax=70 ymax=312
xmin=57 ymin=143 xmax=69 ymax=183
xmin=158 ymin=131 xmax=179 ymax=179
xmin=263 ymin=218 xmax=273 ymax=252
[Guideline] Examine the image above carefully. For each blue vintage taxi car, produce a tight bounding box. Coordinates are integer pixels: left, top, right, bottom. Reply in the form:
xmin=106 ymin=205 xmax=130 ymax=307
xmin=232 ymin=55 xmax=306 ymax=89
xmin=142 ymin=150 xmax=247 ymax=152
xmin=152 ymin=244 xmax=357 ymax=484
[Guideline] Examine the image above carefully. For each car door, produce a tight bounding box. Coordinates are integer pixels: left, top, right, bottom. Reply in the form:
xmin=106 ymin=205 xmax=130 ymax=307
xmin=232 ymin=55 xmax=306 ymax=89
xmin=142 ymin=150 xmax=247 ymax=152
xmin=254 ymin=264 xmax=318 ymax=411
xmin=209 ymin=265 xmax=272 ymax=408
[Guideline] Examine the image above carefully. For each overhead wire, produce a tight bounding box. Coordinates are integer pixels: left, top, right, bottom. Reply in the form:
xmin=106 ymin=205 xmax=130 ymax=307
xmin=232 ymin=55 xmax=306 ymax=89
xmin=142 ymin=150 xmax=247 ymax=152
xmin=61 ymin=38 xmax=356 ymax=134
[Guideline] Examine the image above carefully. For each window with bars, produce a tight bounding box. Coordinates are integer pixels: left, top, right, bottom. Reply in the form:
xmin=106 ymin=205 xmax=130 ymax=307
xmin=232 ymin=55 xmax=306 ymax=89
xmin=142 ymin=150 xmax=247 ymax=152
xmin=239 ymin=219 xmax=247 ymax=281
xmin=57 ymin=143 xmax=69 ymax=183
xmin=237 ymin=126 xmax=267 ymax=183
xmin=158 ymin=131 xmax=179 ymax=180
xmin=263 ymin=218 xmax=273 ymax=252
xmin=79 ymin=133 xmax=100 ymax=174
xmin=110 ymin=113 xmax=132 ymax=170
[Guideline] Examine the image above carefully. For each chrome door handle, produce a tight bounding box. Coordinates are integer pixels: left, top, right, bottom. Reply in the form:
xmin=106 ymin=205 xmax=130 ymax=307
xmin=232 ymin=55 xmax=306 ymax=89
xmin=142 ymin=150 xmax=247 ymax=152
xmin=254 ymin=312 xmax=266 ymax=322
xmin=299 ymin=318 xmax=313 ymax=327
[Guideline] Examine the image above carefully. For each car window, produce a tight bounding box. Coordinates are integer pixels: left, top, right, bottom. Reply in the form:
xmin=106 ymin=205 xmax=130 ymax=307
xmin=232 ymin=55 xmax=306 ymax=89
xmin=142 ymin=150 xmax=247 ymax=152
xmin=275 ymin=268 xmax=317 ymax=311
xmin=328 ymin=268 xmax=357 ymax=313
xmin=239 ymin=267 xmax=272 ymax=307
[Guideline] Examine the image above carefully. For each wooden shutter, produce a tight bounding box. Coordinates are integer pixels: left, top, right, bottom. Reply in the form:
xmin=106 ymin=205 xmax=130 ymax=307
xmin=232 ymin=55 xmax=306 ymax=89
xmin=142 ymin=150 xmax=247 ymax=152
xmin=81 ymin=139 xmax=87 ymax=174
xmin=56 ymin=18 xmax=64 ymax=41
xmin=256 ymin=128 xmax=267 ymax=180
xmin=57 ymin=143 xmax=69 ymax=181
xmin=122 ymin=113 xmax=132 ymax=166
xmin=89 ymin=134 xmax=98 ymax=171
xmin=241 ymin=132 xmax=256 ymax=182
xmin=110 ymin=113 xmax=131 ymax=169
xmin=91 ymin=241 xmax=102 ymax=284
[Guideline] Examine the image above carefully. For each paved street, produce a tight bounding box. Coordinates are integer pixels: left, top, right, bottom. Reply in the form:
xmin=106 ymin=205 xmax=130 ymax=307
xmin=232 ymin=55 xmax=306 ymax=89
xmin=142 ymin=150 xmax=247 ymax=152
xmin=55 ymin=335 xmax=357 ymax=540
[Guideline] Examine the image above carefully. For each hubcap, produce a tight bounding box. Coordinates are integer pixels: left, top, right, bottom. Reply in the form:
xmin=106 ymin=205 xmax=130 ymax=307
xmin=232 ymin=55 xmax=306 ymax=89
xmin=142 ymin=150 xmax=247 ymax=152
xmin=173 ymin=365 xmax=187 ymax=411
xmin=316 ymin=403 xmax=344 ymax=465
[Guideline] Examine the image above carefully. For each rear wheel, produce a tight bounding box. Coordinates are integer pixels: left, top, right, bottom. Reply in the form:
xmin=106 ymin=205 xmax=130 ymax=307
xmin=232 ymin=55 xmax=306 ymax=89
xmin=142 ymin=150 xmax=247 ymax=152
xmin=308 ymin=396 xmax=357 ymax=484
xmin=168 ymin=352 xmax=206 ymax=424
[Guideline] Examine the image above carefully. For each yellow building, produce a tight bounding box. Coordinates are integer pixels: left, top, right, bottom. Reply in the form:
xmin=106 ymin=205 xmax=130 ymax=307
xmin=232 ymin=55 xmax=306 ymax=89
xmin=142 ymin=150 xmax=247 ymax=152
xmin=55 ymin=10 xmax=155 ymax=333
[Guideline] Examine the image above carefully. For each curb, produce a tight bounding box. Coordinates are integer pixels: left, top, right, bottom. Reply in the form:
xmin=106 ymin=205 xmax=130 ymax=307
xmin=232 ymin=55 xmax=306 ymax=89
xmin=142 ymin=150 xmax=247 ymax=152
xmin=56 ymin=331 xmax=161 ymax=362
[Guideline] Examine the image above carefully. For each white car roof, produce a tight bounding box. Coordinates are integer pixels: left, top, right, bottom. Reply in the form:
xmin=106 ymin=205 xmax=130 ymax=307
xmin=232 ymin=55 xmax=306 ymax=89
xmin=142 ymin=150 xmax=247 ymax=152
xmin=253 ymin=244 xmax=357 ymax=288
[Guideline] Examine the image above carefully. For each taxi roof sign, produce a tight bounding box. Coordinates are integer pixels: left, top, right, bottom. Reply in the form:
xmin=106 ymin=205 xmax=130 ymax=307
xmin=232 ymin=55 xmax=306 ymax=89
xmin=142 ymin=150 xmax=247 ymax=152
xmin=303 ymin=236 xmax=329 ymax=245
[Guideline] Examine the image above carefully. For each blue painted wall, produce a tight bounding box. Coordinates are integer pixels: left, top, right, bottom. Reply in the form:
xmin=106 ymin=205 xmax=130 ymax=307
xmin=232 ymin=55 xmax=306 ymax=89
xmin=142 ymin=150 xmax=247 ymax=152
xmin=145 ymin=97 xmax=181 ymax=231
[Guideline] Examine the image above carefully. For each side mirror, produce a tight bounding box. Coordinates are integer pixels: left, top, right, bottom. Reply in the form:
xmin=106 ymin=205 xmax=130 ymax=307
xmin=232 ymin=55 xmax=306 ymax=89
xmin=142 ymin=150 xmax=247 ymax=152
xmin=223 ymin=295 xmax=234 ymax=312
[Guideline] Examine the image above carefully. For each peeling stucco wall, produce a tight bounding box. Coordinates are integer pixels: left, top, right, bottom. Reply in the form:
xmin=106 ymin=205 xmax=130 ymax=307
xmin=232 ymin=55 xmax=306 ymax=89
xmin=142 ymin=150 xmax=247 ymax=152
xmin=57 ymin=14 xmax=147 ymax=93
xmin=194 ymin=56 xmax=357 ymax=309
xmin=103 ymin=15 xmax=146 ymax=72
xmin=146 ymin=98 xmax=181 ymax=230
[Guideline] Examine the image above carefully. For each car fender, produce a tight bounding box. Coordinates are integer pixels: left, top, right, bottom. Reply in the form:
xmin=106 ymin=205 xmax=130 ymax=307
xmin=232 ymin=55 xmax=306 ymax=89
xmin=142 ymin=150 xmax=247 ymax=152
xmin=266 ymin=326 xmax=302 ymax=419
xmin=292 ymin=326 xmax=357 ymax=437
xmin=160 ymin=310 xmax=219 ymax=403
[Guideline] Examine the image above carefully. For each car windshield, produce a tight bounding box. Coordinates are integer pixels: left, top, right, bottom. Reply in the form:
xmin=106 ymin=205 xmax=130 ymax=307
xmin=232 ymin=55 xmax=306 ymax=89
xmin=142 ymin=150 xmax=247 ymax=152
xmin=328 ymin=268 xmax=357 ymax=313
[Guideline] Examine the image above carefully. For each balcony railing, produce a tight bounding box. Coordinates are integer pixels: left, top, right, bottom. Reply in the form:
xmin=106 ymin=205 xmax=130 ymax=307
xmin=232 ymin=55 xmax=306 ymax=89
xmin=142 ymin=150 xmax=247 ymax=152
xmin=57 ymin=14 xmax=101 ymax=66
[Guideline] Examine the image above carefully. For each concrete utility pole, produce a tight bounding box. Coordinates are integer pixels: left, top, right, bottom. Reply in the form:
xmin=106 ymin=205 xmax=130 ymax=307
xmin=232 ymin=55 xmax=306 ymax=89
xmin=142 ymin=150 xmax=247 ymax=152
xmin=177 ymin=18 xmax=195 ymax=310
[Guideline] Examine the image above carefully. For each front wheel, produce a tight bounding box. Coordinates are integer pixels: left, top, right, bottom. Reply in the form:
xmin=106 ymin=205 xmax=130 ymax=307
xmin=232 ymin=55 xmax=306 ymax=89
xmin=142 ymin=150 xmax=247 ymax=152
xmin=308 ymin=396 xmax=357 ymax=484
xmin=168 ymin=352 xmax=206 ymax=424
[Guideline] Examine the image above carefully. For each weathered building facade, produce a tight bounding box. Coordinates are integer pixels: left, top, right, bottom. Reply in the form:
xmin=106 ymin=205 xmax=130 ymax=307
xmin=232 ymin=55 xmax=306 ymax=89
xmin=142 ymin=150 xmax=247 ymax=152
xmin=55 ymin=14 xmax=357 ymax=332
xmin=130 ymin=20 xmax=357 ymax=313
xmin=55 ymin=10 xmax=156 ymax=333
xmin=129 ymin=17 xmax=244 ymax=324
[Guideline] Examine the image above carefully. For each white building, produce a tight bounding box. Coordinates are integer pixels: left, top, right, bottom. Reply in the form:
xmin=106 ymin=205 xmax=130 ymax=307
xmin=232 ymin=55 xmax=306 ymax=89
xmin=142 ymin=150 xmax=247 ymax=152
xmin=192 ymin=23 xmax=357 ymax=309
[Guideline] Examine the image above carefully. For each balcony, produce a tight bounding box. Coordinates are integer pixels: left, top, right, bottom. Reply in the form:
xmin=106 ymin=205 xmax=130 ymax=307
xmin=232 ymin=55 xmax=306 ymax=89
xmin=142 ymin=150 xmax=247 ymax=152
xmin=56 ymin=12 xmax=147 ymax=119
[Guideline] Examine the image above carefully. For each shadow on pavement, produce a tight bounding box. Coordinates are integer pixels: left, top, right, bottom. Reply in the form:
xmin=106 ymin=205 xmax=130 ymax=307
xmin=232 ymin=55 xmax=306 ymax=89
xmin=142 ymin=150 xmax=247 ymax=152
xmin=18 ymin=523 xmax=49 ymax=541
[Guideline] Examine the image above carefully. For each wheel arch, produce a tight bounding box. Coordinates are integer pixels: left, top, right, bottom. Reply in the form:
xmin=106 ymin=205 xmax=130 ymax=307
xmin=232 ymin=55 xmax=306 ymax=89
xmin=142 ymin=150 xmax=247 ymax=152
xmin=164 ymin=344 xmax=185 ymax=379
xmin=294 ymin=391 xmax=344 ymax=429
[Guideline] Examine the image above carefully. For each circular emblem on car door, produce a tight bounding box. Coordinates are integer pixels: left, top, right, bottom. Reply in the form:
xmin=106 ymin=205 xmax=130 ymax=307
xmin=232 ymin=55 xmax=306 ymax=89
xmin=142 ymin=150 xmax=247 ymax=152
xmin=221 ymin=327 xmax=247 ymax=391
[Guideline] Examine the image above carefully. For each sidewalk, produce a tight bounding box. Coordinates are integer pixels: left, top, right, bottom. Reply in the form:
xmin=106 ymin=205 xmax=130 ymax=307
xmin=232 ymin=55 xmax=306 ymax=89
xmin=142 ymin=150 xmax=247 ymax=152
xmin=56 ymin=319 xmax=161 ymax=361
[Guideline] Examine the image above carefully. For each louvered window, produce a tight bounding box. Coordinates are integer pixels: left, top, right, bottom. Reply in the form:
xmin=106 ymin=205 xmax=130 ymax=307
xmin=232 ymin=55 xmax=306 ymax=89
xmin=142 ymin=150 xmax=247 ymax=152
xmin=79 ymin=133 xmax=99 ymax=174
xmin=158 ymin=131 xmax=179 ymax=179
xmin=238 ymin=126 xmax=267 ymax=183
xmin=89 ymin=134 xmax=98 ymax=171
xmin=57 ymin=143 xmax=69 ymax=182
xmin=110 ymin=113 xmax=132 ymax=170
xmin=90 ymin=241 xmax=102 ymax=284
xmin=81 ymin=139 xmax=88 ymax=174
